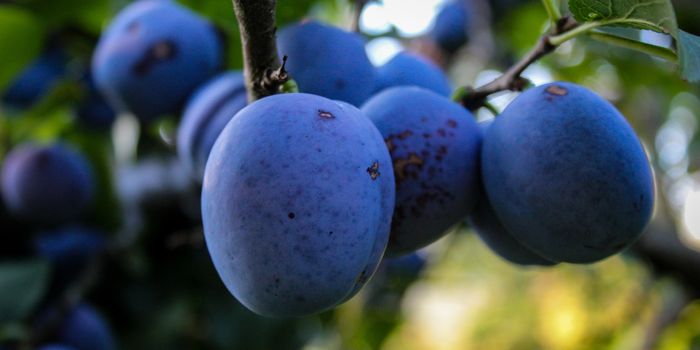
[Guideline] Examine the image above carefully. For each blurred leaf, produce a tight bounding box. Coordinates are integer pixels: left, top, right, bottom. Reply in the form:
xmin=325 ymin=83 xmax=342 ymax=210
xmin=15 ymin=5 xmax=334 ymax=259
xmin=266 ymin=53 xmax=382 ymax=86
xmin=0 ymin=6 xmax=44 ymax=92
xmin=678 ymin=30 xmax=700 ymax=82
xmin=569 ymin=0 xmax=677 ymax=33
xmin=0 ymin=322 xmax=29 ymax=342
xmin=16 ymin=0 xmax=110 ymax=34
xmin=0 ymin=259 xmax=50 ymax=323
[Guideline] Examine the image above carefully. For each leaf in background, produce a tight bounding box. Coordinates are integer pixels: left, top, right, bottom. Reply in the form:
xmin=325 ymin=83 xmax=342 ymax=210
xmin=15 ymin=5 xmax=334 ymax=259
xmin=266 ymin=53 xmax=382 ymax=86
xmin=0 ymin=260 xmax=50 ymax=323
xmin=0 ymin=6 xmax=44 ymax=92
xmin=678 ymin=30 xmax=700 ymax=82
xmin=568 ymin=0 xmax=677 ymax=33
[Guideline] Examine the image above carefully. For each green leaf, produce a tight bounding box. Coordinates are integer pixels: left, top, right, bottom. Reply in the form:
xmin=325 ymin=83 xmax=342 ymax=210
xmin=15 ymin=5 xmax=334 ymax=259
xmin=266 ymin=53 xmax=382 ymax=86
xmin=0 ymin=260 xmax=50 ymax=322
xmin=678 ymin=30 xmax=700 ymax=82
xmin=0 ymin=6 xmax=45 ymax=92
xmin=568 ymin=0 xmax=677 ymax=33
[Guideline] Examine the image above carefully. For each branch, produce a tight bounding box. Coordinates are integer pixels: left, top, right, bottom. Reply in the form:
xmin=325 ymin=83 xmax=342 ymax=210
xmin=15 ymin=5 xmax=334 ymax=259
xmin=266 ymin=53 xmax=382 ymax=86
xmin=350 ymin=0 xmax=370 ymax=33
xmin=458 ymin=16 xmax=577 ymax=110
xmin=231 ymin=0 xmax=288 ymax=101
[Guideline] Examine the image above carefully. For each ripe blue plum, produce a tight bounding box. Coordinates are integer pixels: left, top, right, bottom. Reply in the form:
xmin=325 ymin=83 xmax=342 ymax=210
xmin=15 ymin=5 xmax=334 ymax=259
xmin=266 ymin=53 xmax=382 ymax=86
xmin=92 ymin=0 xmax=221 ymax=122
xmin=202 ymin=93 xmax=395 ymax=317
xmin=470 ymin=120 xmax=555 ymax=266
xmin=1 ymin=144 xmax=94 ymax=224
xmin=362 ymin=86 xmax=481 ymax=255
xmin=2 ymin=48 xmax=67 ymax=108
xmin=375 ymin=52 xmax=452 ymax=97
xmin=34 ymin=227 xmax=107 ymax=278
xmin=277 ymin=21 xmax=376 ymax=106
xmin=76 ymin=75 xmax=117 ymax=130
xmin=177 ymin=71 xmax=247 ymax=180
xmin=56 ymin=304 xmax=115 ymax=350
xmin=430 ymin=1 xmax=470 ymax=53
xmin=482 ymin=82 xmax=655 ymax=263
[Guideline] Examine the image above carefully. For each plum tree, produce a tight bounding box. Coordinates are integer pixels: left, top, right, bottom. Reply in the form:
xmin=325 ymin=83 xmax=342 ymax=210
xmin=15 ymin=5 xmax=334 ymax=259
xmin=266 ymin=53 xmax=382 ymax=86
xmin=202 ymin=93 xmax=395 ymax=317
xmin=92 ymin=0 xmax=221 ymax=122
xmin=34 ymin=227 xmax=107 ymax=279
xmin=177 ymin=71 xmax=247 ymax=180
xmin=2 ymin=48 xmax=66 ymax=108
xmin=469 ymin=120 xmax=555 ymax=266
xmin=1 ymin=144 xmax=94 ymax=224
xmin=481 ymin=82 xmax=655 ymax=263
xmin=375 ymin=52 xmax=452 ymax=97
xmin=429 ymin=1 xmax=470 ymax=53
xmin=277 ymin=21 xmax=376 ymax=106
xmin=361 ymin=86 xmax=481 ymax=255
xmin=53 ymin=304 xmax=115 ymax=350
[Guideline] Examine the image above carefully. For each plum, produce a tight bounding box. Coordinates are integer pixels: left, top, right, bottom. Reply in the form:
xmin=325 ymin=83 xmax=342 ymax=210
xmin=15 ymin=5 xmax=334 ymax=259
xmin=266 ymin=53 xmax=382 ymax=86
xmin=429 ymin=1 xmax=470 ymax=53
xmin=482 ymin=82 xmax=655 ymax=263
xmin=469 ymin=120 xmax=555 ymax=266
xmin=177 ymin=71 xmax=247 ymax=180
xmin=1 ymin=144 xmax=94 ymax=224
xmin=202 ymin=93 xmax=395 ymax=317
xmin=361 ymin=86 xmax=481 ymax=255
xmin=375 ymin=52 xmax=452 ymax=97
xmin=92 ymin=0 xmax=221 ymax=122
xmin=277 ymin=21 xmax=376 ymax=106
xmin=2 ymin=48 xmax=66 ymax=108
xmin=55 ymin=304 xmax=115 ymax=350
xmin=76 ymin=74 xmax=117 ymax=130
xmin=34 ymin=227 xmax=107 ymax=278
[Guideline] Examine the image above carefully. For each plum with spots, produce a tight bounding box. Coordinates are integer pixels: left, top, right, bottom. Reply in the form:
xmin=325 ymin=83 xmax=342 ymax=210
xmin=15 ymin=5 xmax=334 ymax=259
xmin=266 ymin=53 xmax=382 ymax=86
xmin=202 ymin=93 xmax=395 ymax=317
xmin=92 ymin=0 xmax=221 ymax=122
xmin=469 ymin=120 xmax=555 ymax=266
xmin=481 ymin=82 xmax=655 ymax=263
xmin=375 ymin=52 xmax=452 ymax=97
xmin=1 ymin=143 xmax=94 ymax=224
xmin=177 ymin=71 xmax=247 ymax=180
xmin=429 ymin=1 xmax=470 ymax=53
xmin=361 ymin=86 xmax=481 ymax=255
xmin=277 ymin=21 xmax=377 ymax=106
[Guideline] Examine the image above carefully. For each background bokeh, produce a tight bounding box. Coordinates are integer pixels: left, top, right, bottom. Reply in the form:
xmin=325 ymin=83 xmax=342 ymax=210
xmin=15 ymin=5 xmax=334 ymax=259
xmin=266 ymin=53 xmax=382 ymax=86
xmin=1 ymin=0 xmax=700 ymax=349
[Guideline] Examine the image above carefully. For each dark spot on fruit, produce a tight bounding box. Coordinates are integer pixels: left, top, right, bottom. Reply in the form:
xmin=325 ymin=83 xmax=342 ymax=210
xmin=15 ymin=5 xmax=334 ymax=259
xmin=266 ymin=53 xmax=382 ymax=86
xmin=385 ymin=137 xmax=396 ymax=153
xmin=546 ymin=85 xmax=568 ymax=96
xmin=334 ymin=79 xmax=347 ymax=89
xmin=366 ymin=161 xmax=380 ymax=180
xmin=288 ymin=212 xmax=295 ymax=219
xmin=393 ymin=153 xmax=424 ymax=183
xmin=420 ymin=117 xmax=428 ymax=123
xmin=447 ymin=119 xmax=458 ymax=128
xmin=437 ymin=145 xmax=448 ymax=155
xmin=398 ymin=130 xmax=413 ymax=140
xmin=132 ymin=40 xmax=178 ymax=76
xmin=318 ymin=110 xmax=334 ymax=119
xmin=437 ymin=129 xmax=447 ymax=137
xmin=328 ymin=231 xmax=334 ymax=236
xmin=423 ymin=133 xmax=431 ymax=138
xmin=126 ymin=21 xmax=140 ymax=33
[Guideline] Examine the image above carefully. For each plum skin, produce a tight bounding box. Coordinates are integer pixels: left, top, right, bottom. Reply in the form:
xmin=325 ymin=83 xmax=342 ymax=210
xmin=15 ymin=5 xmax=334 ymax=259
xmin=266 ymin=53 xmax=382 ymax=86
xmin=1 ymin=144 xmax=94 ymax=224
xmin=277 ymin=21 xmax=377 ymax=106
xmin=376 ymin=52 xmax=452 ymax=97
xmin=92 ymin=0 xmax=221 ymax=122
xmin=37 ymin=304 xmax=115 ymax=350
xmin=361 ymin=86 xmax=481 ymax=255
xmin=469 ymin=120 xmax=555 ymax=266
xmin=430 ymin=1 xmax=470 ymax=53
xmin=482 ymin=82 xmax=655 ymax=263
xmin=202 ymin=93 xmax=395 ymax=317
xmin=177 ymin=71 xmax=247 ymax=180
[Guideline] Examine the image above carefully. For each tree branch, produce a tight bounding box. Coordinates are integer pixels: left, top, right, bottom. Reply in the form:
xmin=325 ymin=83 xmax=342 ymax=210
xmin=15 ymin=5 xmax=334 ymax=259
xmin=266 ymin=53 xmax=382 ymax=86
xmin=458 ymin=16 xmax=577 ymax=110
xmin=231 ymin=0 xmax=288 ymax=101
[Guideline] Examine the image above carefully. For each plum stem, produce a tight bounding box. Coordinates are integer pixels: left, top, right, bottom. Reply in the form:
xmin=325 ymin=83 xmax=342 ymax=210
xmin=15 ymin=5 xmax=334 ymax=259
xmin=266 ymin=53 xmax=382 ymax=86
xmin=231 ymin=0 xmax=289 ymax=101
xmin=458 ymin=16 xmax=577 ymax=111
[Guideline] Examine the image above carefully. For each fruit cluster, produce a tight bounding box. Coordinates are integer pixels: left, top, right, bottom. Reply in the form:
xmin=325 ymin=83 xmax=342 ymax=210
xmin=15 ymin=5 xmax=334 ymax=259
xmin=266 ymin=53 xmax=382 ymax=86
xmin=0 ymin=0 xmax=655 ymax=328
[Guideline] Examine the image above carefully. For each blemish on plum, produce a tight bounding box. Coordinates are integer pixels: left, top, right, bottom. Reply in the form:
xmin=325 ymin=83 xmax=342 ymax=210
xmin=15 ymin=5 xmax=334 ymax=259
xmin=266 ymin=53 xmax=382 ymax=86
xmin=397 ymin=130 xmax=413 ymax=140
xmin=366 ymin=161 xmax=380 ymax=180
xmin=288 ymin=212 xmax=295 ymax=219
xmin=132 ymin=40 xmax=178 ymax=76
xmin=318 ymin=110 xmax=334 ymax=119
xmin=545 ymin=85 xmax=568 ymax=96
xmin=447 ymin=119 xmax=458 ymax=128
xmin=393 ymin=153 xmax=424 ymax=182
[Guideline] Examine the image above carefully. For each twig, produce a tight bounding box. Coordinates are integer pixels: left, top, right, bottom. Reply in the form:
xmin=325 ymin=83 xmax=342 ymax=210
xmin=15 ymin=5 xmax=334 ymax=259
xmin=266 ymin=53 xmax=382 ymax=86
xmin=231 ymin=0 xmax=288 ymax=101
xmin=458 ymin=16 xmax=577 ymax=110
xmin=350 ymin=0 xmax=370 ymax=33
